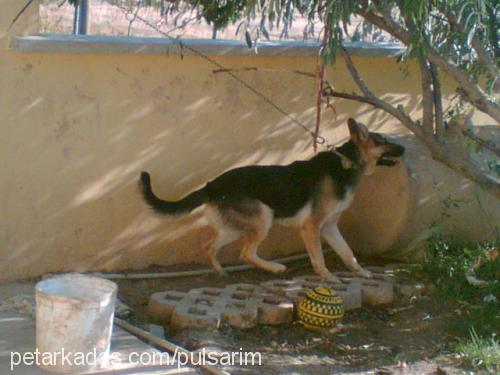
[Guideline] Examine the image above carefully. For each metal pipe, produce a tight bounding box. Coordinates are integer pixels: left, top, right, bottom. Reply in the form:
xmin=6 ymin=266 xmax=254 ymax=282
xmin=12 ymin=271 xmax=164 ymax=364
xmin=75 ymin=0 xmax=90 ymax=35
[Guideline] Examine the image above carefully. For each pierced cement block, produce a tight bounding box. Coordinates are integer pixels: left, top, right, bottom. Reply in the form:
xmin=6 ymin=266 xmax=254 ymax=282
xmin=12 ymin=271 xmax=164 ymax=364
xmin=333 ymin=271 xmax=394 ymax=306
xmin=261 ymin=270 xmax=395 ymax=309
xmin=149 ymin=290 xmax=190 ymax=322
xmin=149 ymin=283 xmax=293 ymax=330
xmin=257 ymin=294 xmax=294 ymax=325
xmin=171 ymin=302 xmax=222 ymax=330
xmin=261 ymin=276 xmax=363 ymax=311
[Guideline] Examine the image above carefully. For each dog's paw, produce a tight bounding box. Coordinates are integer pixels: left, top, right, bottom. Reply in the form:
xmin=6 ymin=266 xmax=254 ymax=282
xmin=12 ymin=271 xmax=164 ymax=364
xmin=270 ymin=263 xmax=287 ymax=273
xmin=357 ymin=268 xmax=372 ymax=279
xmin=217 ymin=268 xmax=229 ymax=277
xmin=318 ymin=271 xmax=341 ymax=284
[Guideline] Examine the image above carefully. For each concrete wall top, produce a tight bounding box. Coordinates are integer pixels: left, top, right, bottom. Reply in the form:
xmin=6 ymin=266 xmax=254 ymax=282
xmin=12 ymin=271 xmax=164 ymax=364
xmin=11 ymin=34 xmax=404 ymax=57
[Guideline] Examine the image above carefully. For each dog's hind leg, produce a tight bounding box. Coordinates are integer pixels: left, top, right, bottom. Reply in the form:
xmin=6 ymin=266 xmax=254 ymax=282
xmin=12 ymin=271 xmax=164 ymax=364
xmin=203 ymin=227 xmax=240 ymax=276
xmin=238 ymin=204 xmax=286 ymax=274
xmin=203 ymin=205 xmax=241 ymax=276
xmin=321 ymin=220 xmax=372 ymax=278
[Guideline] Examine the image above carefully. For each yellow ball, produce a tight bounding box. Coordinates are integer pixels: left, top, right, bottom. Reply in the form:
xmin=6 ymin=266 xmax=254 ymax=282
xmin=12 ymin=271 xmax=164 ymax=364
xmin=298 ymin=286 xmax=344 ymax=331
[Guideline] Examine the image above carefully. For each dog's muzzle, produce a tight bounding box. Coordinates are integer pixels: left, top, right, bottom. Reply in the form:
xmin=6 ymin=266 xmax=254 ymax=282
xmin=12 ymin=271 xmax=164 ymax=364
xmin=377 ymin=144 xmax=405 ymax=166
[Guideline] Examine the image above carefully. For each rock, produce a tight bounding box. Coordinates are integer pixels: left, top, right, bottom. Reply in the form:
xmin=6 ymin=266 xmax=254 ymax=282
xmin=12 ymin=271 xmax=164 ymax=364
xmin=115 ymin=299 xmax=132 ymax=318
xmin=398 ymin=283 xmax=426 ymax=297
xmin=148 ymin=324 xmax=165 ymax=339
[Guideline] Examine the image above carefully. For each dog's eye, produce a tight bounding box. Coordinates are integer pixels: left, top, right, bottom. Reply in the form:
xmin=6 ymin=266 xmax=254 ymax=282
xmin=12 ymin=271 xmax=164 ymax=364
xmin=371 ymin=134 xmax=386 ymax=145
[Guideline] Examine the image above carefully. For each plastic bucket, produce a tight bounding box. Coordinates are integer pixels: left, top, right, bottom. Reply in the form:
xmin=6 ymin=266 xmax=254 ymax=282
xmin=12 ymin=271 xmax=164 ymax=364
xmin=35 ymin=274 xmax=117 ymax=373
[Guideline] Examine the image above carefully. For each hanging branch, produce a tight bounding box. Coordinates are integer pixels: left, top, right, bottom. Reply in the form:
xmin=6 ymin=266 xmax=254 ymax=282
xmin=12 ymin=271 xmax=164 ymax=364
xmin=331 ymin=48 xmax=425 ymax=140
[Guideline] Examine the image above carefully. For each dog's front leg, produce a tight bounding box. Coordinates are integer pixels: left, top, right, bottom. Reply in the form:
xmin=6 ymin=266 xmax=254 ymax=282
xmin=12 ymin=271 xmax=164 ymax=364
xmin=300 ymin=218 xmax=340 ymax=283
xmin=321 ymin=221 xmax=372 ymax=278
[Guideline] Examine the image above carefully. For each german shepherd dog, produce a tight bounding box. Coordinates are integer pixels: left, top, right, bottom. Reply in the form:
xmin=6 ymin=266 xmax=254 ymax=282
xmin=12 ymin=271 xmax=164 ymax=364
xmin=140 ymin=118 xmax=405 ymax=282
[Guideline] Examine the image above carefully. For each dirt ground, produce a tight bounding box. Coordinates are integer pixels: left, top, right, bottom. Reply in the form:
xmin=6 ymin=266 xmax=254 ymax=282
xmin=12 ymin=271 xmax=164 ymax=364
xmin=116 ymin=256 xmax=474 ymax=374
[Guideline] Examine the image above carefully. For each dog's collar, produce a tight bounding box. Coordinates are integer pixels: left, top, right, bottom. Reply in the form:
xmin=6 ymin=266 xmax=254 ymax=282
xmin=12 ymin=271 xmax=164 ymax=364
xmin=328 ymin=147 xmax=359 ymax=170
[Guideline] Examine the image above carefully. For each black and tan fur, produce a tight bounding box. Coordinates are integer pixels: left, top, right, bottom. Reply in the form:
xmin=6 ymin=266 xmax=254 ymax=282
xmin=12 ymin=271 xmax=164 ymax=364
xmin=140 ymin=118 xmax=405 ymax=282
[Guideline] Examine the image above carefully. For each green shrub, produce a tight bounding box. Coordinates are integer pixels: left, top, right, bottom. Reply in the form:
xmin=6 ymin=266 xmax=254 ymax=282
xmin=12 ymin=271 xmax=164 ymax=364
xmin=415 ymin=233 xmax=499 ymax=339
xmin=455 ymin=328 xmax=499 ymax=372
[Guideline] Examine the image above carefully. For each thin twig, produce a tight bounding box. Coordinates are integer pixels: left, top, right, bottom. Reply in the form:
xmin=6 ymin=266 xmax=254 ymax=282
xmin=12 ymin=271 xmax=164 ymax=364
xmin=212 ymin=67 xmax=316 ymax=78
xmin=7 ymin=0 xmax=35 ymax=31
xmin=463 ymin=129 xmax=500 ymax=158
xmin=127 ymin=1 xmax=143 ymax=37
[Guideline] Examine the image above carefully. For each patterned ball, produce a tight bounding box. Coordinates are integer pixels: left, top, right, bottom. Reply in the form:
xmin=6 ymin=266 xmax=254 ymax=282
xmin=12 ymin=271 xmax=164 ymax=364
xmin=298 ymin=286 xmax=344 ymax=331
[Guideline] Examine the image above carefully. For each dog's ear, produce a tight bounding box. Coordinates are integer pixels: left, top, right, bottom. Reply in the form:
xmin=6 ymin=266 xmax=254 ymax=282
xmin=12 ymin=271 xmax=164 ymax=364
xmin=347 ymin=118 xmax=369 ymax=143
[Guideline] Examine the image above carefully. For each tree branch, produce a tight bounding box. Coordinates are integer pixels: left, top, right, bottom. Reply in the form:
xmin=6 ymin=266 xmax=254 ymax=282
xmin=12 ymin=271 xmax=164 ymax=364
xmin=360 ymin=8 xmax=500 ymax=123
xmin=7 ymin=0 xmax=35 ymax=31
xmin=323 ymin=87 xmax=500 ymax=200
xmin=327 ymin=43 xmax=500 ymax=200
xmin=471 ymin=38 xmax=499 ymax=88
xmin=429 ymin=145 xmax=500 ymax=200
xmin=327 ymin=47 xmax=427 ymax=141
xmin=339 ymin=46 xmax=375 ymax=98
xmin=418 ymin=58 xmax=435 ymax=135
xmin=463 ymin=129 xmax=500 ymax=158
xmin=430 ymin=63 xmax=444 ymax=137
xmin=394 ymin=1 xmax=435 ymax=136
xmin=440 ymin=7 xmax=499 ymax=86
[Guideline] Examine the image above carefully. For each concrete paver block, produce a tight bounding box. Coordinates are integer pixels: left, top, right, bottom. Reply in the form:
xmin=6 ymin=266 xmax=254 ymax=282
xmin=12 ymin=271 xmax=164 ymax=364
xmin=333 ymin=271 xmax=394 ymax=305
xmin=149 ymin=270 xmax=395 ymax=330
xmin=149 ymin=290 xmax=188 ymax=322
xmin=261 ymin=276 xmax=363 ymax=311
xmin=261 ymin=270 xmax=395 ymax=309
xmin=149 ymin=283 xmax=293 ymax=330
xmin=257 ymin=294 xmax=294 ymax=325
xmin=171 ymin=302 xmax=222 ymax=330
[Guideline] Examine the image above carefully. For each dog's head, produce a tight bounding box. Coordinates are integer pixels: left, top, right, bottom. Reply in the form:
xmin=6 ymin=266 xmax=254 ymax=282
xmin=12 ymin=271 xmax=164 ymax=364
xmin=347 ymin=118 xmax=405 ymax=175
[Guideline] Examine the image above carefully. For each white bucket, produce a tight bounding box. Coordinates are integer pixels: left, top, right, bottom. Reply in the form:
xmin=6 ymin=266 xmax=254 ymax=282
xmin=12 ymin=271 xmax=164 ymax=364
xmin=35 ymin=274 xmax=117 ymax=373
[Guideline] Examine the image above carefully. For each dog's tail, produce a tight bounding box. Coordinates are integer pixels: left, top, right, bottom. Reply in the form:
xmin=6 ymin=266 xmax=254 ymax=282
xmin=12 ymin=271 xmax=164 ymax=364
xmin=140 ymin=171 xmax=207 ymax=215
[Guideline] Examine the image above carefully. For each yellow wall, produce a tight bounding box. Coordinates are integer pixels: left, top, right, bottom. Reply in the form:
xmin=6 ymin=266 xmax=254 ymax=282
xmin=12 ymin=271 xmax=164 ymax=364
xmin=1 ymin=1 xmax=498 ymax=281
